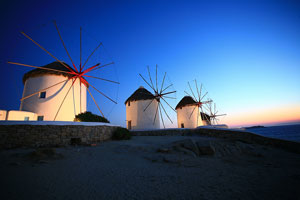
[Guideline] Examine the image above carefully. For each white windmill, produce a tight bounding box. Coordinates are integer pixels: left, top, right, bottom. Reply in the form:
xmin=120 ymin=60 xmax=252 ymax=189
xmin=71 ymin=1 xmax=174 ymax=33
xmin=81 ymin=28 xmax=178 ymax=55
xmin=125 ymin=65 xmax=176 ymax=130
xmin=176 ymin=80 xmax=212 ymax=128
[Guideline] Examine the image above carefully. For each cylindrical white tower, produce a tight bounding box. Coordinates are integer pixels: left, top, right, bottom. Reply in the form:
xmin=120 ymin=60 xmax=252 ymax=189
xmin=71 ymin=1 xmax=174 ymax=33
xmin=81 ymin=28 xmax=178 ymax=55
xmin=176 ymin=96 xmax=210 ymax=128
xmin=20 ymin=62 xmax=87 ymax=121
xmin=125 ymin=86 xmax=160 ymax=130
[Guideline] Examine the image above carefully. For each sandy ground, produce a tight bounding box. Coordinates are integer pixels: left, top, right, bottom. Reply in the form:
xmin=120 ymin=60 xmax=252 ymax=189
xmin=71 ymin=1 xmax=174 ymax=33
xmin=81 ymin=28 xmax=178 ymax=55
xmin=0 ymin=136 xmax=300 ymax=200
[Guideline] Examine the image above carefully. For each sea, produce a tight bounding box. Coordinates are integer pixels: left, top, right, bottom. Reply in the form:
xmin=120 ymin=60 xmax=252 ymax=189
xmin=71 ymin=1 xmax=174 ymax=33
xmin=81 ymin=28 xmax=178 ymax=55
xmin=245 ymin=124 xmax=300 ymax=143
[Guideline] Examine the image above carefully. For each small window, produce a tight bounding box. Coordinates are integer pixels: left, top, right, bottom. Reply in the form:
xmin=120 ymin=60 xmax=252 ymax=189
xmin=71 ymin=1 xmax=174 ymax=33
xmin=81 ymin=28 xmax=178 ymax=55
xmin=128 ymin=120 xmax=132 ymax=130
xmin=24 ymin=116 xmax=29 ymax=121
xmin=181 ymin=123 xmax=184 ymax=128
xmin=128 ymin=102 xmax=130 ymax=106
xmin=37 ymin=116 xmax=44 ymax=121
xmin=39 ymin=91 xmax=46 ymax=99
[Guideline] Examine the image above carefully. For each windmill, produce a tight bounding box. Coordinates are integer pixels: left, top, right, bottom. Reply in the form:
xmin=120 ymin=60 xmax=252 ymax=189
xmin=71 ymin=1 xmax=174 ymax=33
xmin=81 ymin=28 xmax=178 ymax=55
xmin=184 ymin=80 xmax=212 ymax=126
xmin=7 ymin=21 xmax=119 ymax=121
xmin=138 ymin=65 xmax=176 ymax=128
xmin=207 ymin=101 xmax=226 ymax=125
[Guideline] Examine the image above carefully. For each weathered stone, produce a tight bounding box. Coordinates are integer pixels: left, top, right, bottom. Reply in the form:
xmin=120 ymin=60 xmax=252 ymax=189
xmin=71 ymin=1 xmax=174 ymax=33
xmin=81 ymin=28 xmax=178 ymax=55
xmin=173 ymin=146 xmax=198 ymax=157
xmin=157 ymin=148 xmax=171 ymax=153
xmin=196 ymin=142 xmax=215 ymax=155
xmin=172 ymin=139 xmax=200 ymax=155
xmin=163 ymin=154 xmax=186 ymax=164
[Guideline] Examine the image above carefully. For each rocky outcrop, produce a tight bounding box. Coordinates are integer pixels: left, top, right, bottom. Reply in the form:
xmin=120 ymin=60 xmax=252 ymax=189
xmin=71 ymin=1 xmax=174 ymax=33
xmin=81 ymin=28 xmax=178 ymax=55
xmin=132 ymin=128 xmax=300 ymax=154
xmin=157 ymin=138 xmax=215 ymax=157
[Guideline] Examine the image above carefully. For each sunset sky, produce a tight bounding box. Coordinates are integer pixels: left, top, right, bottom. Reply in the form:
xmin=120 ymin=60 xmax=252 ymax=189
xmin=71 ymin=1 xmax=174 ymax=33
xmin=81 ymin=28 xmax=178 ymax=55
xmin=0 ymin=0 xmax=299 ymax=128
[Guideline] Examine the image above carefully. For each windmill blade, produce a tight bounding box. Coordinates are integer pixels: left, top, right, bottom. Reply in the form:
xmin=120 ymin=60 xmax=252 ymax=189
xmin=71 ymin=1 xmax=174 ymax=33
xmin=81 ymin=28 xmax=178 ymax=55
xmin=80 ymin=27 xmax=82 ymax=71
xmin=54 ymin=78 xmax=76 ymax=120
xmin=81 ymin=42 xmax=102 ymax=70
xmin=80 ymin=79 xmax=82 ymax=113
xmin=202 ymin=100 xmax=213 ymax=104
xmin=159 ymin=103 xmax=165 ymax=129
xmin=188 ymin=81 xmax=197 ymax=101
xmin=215 ymin=114 xmax=226 ymax=117
xmin=160 ymin=103 xmax=173 ymax=124
xmin=206 ymin=101 xmax=212 ymax=114
xmin=160 ymin=72 xmax=166 ymax=94
xmin=211 ymin=118 xmax=214 ymax=125
xmin=72 ymin=84 xmax=76 ymax=116
xmin=155 ymin=64 xmax=158 ymax=92
xmin=147 ymin=65 xmax=156 ymax=92
xmin=88 ymin=83 xmax=117 ymax=104
xmin=189 ymin=106 xmax=197 ymax=119
xmin=161 ymin=91 xmax=176 ymax=96
xmin=162 ymin=96 xmax=176 ymax=99
xmin=161 ymin=84 xmax=173 ymax=93
xmin=202 ymin=104 xmax=211 ymax=114
xmin=87 ymin=86 xmax=105 ymax=117
xmin=20 ymin=31 xmax=74 ymax=72
xmin=201 ymin=92 xmax=208 ymax=101
xmin=7 ymin=61 xmax=74 ymax=75
xmin=53 ymin=20 xmax=78 ymax=72
xmin=184 ymin=90 xmax=192 ymax=97
xmin=81 ymin=63 xmax=100 ymax=74
xmin=90 ymin=62 xmax=115 ymax=72
xmin=153 ymin=101 xmax=159 ymax=125
xmin=21 ymin=78 xmax=69 ymax=101
xmin=139 ymin=73 xmax=156 ymax=92
xmin=82 ymin=74 xmax=120 ymax=84
xmin=143 ymin=98 xmax=155 ymax=112
xmin=214 ymin=103 xmax=216 ymax=113
xmin=195 ymin=80 xmax=201 ymax=102
xmin=161 ymin=97 xmax=176 ymax=112
xmin=199 ymin=83 xmax=202 ymax=100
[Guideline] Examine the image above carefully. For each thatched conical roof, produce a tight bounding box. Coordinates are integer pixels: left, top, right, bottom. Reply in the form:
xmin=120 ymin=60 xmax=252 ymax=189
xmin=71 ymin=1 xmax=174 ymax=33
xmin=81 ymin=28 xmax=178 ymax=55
xmin=200 ymin=112 xmax=211 ymax=121
xmin=125 ymin=86 xmax=155 ymax=104
xmin=23 ymin=61 xmax=75 ymax=84
xmin=175 ymin=96 xmax=197 ymax=110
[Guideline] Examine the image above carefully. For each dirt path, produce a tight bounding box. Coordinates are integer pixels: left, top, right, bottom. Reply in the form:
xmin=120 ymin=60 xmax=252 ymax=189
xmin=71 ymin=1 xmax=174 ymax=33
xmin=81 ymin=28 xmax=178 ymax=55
xmin=1 ymin=136 xmax=299 ymax=200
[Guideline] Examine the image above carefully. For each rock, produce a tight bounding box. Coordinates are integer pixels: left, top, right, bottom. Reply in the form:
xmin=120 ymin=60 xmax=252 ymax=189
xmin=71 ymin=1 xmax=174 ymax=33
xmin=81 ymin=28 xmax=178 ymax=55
xmin=157 ymin=148 xmax=171 ymax=153
xmin=171 ymin=139 xmax=199 ymax=155
xmin=196 ymin=142 xmax=215 ymax=155
xmin=144 ymin=155 xmax=163 ymax=162
xmin=173 ymin=146 xmax=197 ymax=158
xmin=163 ymin=155 xmax=186 ymax=164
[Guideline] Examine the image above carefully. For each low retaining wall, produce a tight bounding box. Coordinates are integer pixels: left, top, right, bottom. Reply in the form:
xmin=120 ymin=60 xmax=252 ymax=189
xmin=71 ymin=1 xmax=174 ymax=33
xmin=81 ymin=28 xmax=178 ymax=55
xmin=0 ymin=125 xmax=119 ymax=149
xmin=132 ymin=128 xmax=300 ymax=154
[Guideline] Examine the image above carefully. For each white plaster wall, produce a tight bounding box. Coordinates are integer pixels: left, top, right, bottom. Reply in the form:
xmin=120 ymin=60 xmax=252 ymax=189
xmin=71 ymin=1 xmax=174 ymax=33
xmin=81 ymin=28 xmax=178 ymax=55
xmin=6 ymin=110 xmax=37 ymax=121
xmin=126 ymin=99 xmax=160 ymax=130
xmin=176 ymin=105 xmax=204 ymax=128
xmin=20 ymin=75 xmax=87 ymax=121
xmin=0 ymin=110 xmax=7 ymax=120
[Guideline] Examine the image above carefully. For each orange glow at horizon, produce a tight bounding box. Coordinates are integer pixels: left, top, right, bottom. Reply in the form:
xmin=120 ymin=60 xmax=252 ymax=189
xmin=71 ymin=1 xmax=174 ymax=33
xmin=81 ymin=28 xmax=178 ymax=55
xmin=221 ymin=104 xmax=300 ymax=127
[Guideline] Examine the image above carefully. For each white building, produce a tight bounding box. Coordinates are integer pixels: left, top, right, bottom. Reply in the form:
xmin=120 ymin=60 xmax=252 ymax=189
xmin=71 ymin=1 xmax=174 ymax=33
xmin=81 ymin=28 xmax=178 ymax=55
xmin=1 ymin=62 xmax=87 ymax=121
xmin=176 ymin=96 xmax=210 ymax=128
xmin=125 ymin=86 xmax=160 ymax=130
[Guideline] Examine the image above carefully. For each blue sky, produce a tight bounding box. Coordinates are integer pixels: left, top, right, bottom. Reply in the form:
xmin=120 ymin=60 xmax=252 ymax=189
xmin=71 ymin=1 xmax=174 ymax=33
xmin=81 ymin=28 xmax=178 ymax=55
xmin=0 ymin=0 xmax=300 ymax=127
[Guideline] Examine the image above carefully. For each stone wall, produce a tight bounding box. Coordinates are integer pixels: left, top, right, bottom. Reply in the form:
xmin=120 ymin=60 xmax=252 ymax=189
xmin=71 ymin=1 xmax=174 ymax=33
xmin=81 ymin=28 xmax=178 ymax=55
xmin=0 ymin=125 xmax=119 ymax=149
xmin=131 ymin=128 xmax=300 ymax=154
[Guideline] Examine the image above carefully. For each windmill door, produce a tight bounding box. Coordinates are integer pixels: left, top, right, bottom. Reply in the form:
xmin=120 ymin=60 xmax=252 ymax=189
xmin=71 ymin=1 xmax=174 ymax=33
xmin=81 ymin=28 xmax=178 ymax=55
xmin=128 ymin=120 xmax=132 ymax=130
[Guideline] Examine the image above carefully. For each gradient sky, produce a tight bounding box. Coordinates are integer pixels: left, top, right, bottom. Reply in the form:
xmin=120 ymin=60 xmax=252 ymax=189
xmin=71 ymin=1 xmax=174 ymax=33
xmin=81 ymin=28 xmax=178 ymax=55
xmin=0 ymin=0 xmax=299 ymax=127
